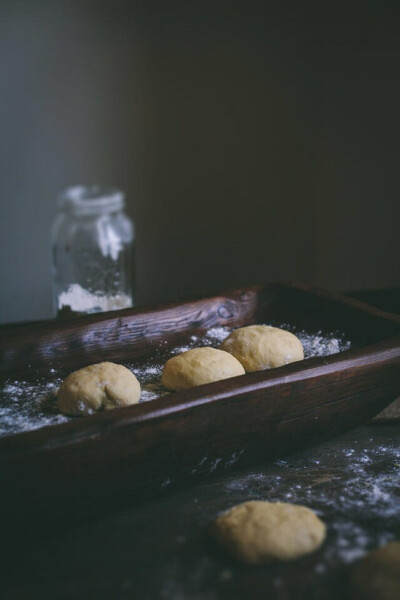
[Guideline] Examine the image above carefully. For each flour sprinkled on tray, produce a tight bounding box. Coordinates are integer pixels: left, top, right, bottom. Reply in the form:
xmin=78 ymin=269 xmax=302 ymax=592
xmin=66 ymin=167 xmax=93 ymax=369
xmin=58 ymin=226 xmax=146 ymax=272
xmin=0 ymin=325 xmax=352 ymax=438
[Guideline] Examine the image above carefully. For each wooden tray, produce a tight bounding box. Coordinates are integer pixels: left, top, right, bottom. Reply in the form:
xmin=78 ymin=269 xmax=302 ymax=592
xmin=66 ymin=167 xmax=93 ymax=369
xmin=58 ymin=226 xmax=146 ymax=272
xmin=1 ymin=283 xmax=399 ymax=537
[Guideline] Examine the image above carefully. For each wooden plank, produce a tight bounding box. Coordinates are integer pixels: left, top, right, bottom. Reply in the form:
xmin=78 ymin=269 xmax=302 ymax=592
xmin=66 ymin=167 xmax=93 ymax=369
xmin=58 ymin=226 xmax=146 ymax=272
xmin=0 ymin=283 xmax=399 ymax=536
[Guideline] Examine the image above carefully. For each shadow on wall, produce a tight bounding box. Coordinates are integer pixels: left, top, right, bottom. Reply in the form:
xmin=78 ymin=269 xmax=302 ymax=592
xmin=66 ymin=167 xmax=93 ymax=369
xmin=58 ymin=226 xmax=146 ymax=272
xmin=0 ymin=0 xmax=399 ymax=322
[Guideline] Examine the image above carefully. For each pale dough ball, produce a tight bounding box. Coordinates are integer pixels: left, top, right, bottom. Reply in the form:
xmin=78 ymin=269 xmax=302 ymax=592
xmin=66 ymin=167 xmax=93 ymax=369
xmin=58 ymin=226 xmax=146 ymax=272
xmin=161 ymin=347 xmax=245 ymax=391
xmin=58 ymin=361 xmax=141 ymax=416
xmin=348 ymin=541 xmax=400 ymax=600
xmin=213 ymin=501 xmax=326 ymax=565
xmin=220 ymin=325 xmax=304 ymax=372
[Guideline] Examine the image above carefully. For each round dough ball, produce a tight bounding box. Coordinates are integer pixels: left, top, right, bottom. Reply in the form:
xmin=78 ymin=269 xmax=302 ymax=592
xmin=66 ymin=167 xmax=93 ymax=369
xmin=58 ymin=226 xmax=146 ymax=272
xmin=58 ymin=361 xmax=140 ymax=416
xmin=161 ymin=347 xmax=245 ymax=391
xmin=348 ymin=541 xmax=400 ymax=600
xmin=213 ymin=500 xmax=326 ymax=565
xmin=220 ymin=325 xmax=304 ymax=372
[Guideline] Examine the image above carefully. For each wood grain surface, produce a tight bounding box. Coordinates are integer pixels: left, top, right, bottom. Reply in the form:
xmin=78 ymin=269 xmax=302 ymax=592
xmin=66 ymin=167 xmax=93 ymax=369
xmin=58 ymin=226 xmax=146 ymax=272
xmin=0 ymin=283 xmax=399 ymax=540
xmin=1 ymin=424 xmax=399 ymax=600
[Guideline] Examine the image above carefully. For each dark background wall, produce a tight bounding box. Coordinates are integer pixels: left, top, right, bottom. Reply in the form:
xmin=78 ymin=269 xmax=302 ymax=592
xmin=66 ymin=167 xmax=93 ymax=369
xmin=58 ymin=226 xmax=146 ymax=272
xmin=0 ymin=1 xmax=399 ymax=323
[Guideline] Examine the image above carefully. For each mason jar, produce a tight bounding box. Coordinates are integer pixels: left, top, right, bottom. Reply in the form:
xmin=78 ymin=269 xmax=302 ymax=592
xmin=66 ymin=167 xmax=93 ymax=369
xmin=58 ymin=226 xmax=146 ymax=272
xmin=52 ymin=185 xmax=135 ymax=317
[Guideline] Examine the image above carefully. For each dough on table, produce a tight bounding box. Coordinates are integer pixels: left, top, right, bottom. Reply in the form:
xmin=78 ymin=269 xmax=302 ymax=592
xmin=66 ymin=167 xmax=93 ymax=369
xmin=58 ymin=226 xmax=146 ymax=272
xmin=161 ymin=347 xmax=245 ymax=391
xmin=58 ymin=361 xmax=141 ymax=416
xmin=220 ymin=325 xmax=304 ymax=372
xmin=348 ymin=541 xmax=400 ymax=600
xmin=213 ymin=500 xmax=326 ymax=565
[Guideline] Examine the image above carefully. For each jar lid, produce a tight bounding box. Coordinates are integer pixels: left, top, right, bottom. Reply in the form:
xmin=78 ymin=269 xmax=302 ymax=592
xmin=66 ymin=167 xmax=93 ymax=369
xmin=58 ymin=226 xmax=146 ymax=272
xmin=59 ymin=185 xmax=125 ymax=215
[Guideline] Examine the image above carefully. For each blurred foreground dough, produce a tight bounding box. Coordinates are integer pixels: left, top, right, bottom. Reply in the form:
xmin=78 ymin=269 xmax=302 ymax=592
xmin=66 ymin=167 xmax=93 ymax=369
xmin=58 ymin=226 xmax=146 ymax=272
xmin=348 ymin=541 xmax=400 ymax=599
xmin=213 ymin=500 xmax=326 ymax=565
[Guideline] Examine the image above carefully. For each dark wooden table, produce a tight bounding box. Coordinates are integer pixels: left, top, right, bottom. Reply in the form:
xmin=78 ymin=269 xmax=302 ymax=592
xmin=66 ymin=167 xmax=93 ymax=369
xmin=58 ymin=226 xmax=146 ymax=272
xmin=1 ymin=290 xmax=399 ymax=600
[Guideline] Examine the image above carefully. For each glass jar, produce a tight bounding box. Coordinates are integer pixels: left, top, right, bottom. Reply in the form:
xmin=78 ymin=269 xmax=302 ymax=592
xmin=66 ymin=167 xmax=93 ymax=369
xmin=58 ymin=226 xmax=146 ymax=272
xmin=52 ymin=185 xmax=135 ymax=317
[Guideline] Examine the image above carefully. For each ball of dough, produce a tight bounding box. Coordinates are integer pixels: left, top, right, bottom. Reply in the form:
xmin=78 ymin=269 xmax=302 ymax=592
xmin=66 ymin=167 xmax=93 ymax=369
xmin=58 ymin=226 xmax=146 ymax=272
xmin=348 ymin=541 xmax=400 ymax=600
xmin=213 ymin=501 xmax=326 ymax=565
xmin=220 ymin=325 xmax=304 ymax=372
xmin=161 ymin=347 xmax=245 ymax=391
xmin=58 ymin=361 xmax=140 ymax=416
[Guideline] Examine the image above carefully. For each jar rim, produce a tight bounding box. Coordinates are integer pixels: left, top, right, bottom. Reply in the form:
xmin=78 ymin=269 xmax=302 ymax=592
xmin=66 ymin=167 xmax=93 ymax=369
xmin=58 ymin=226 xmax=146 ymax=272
xmin=59 ymin=185 xmax=125 ymax=214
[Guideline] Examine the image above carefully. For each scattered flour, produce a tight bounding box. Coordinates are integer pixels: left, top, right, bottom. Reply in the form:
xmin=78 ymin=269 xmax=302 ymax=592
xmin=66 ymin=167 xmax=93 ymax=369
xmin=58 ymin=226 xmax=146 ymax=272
xmin=223 ymin=434 xmax=400 ymax=568
xmin=0 ymin=323 xmax=352 ymax=438
xmin=0 ymin=378 xmax=67 ymax=437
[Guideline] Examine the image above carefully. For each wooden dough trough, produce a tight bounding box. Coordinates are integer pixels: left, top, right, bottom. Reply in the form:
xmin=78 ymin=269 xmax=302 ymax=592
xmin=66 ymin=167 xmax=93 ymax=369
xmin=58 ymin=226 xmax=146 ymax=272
xmin=0 ymin=283 xmax=399 ymax=538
